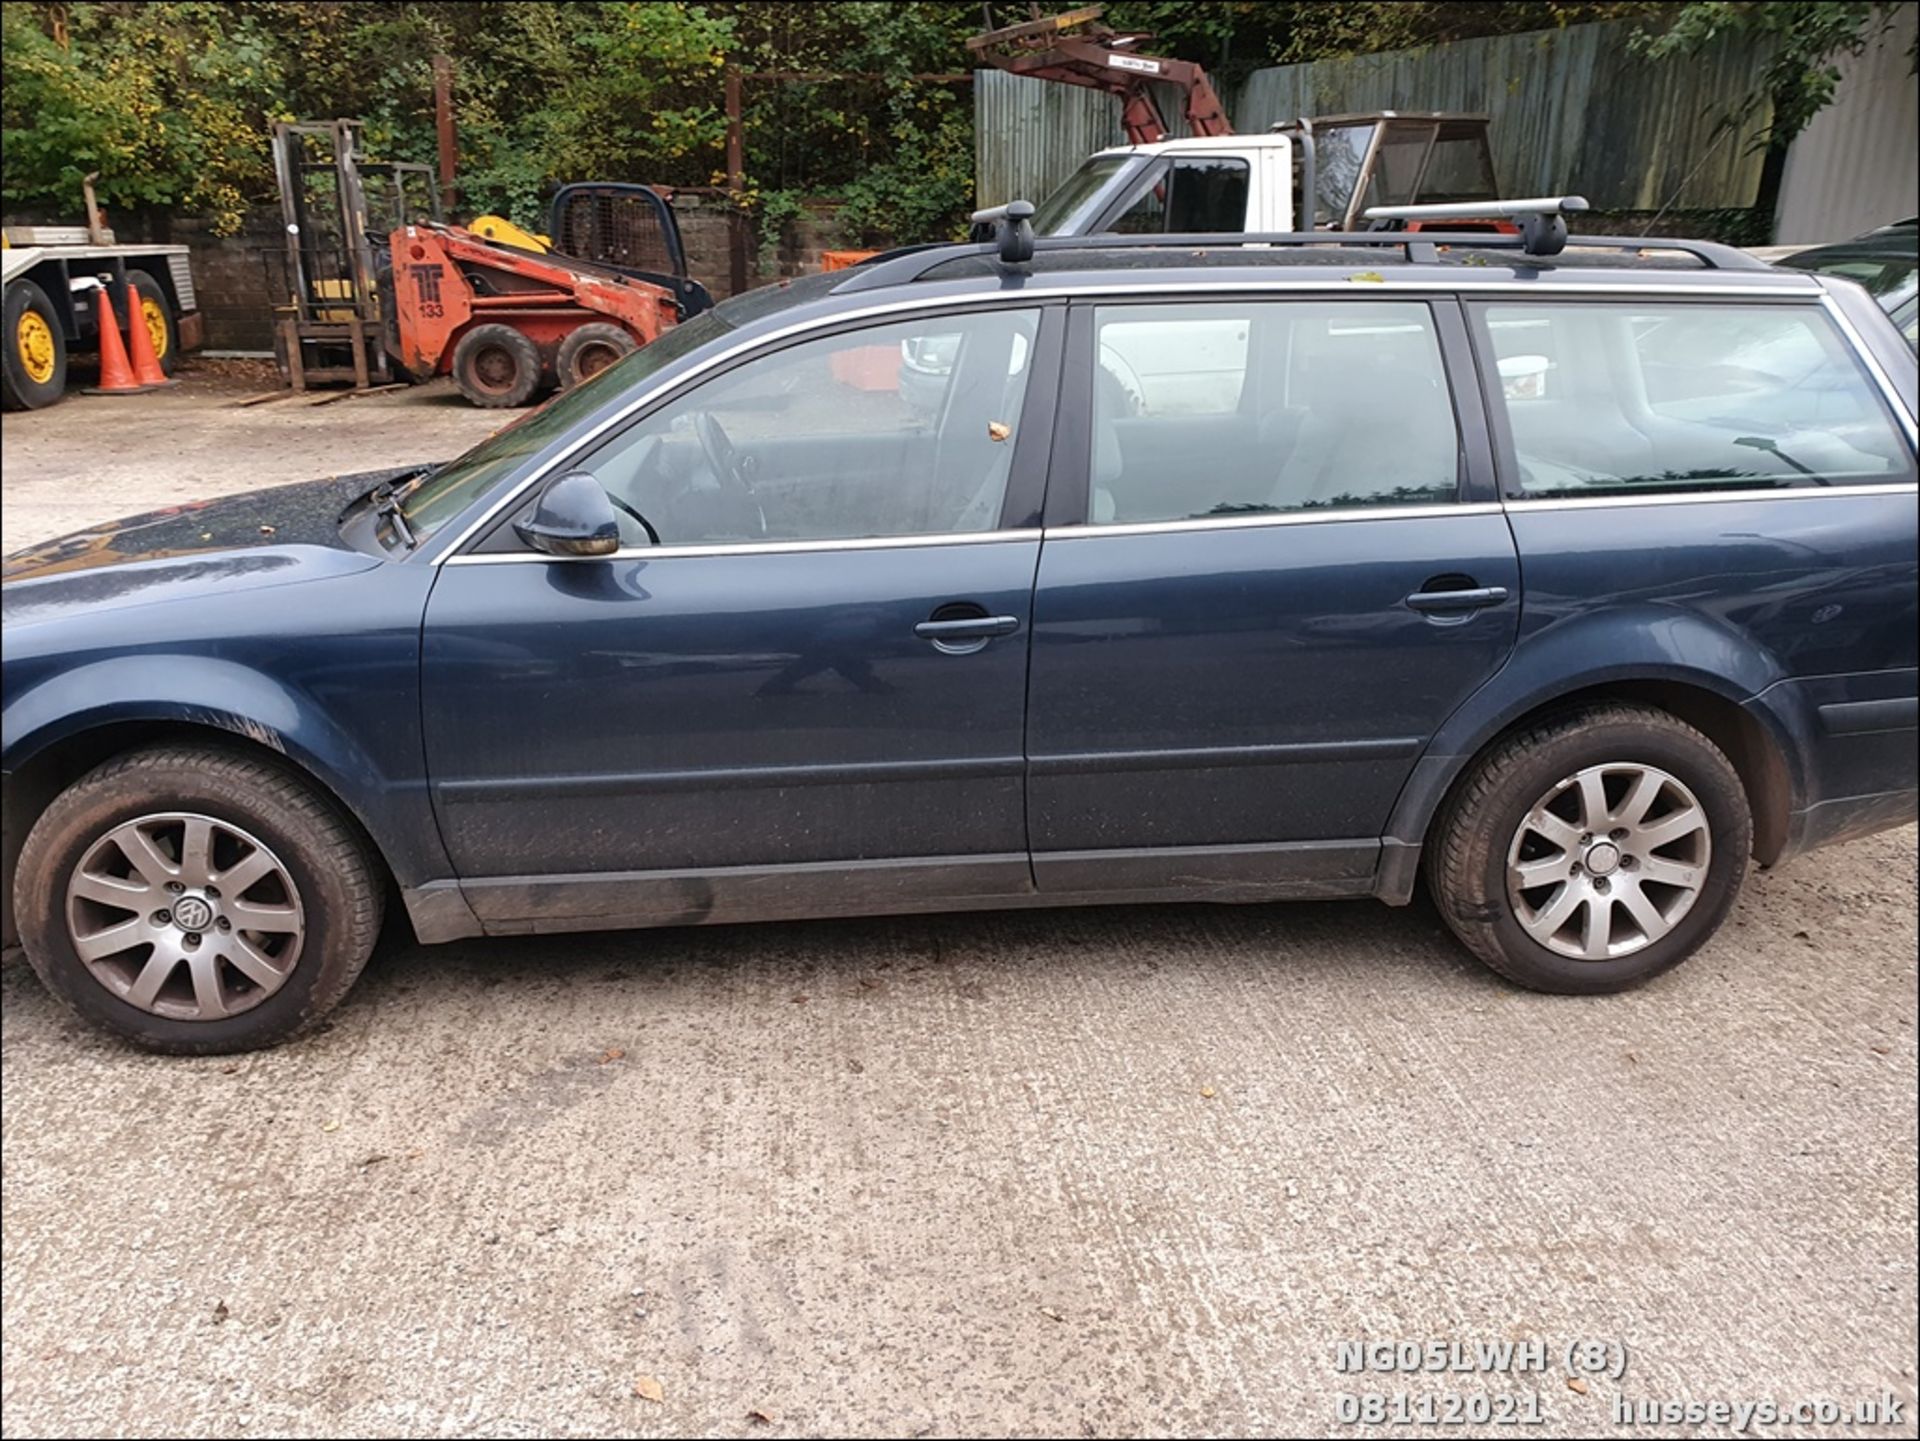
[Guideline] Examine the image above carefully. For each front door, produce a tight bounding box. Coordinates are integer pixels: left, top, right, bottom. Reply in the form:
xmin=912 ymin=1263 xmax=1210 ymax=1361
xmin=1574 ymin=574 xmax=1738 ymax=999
xmin=1025 ymin=296 xmax=1520 ymax=895
xmin=421 ymin=304 xmax=1056 ymax=930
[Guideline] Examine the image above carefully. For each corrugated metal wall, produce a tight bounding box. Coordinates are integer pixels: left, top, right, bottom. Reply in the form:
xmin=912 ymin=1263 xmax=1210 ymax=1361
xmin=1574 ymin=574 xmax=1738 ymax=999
xmin=1774 ymin=3 xmax=1918 ymax=243
xmin=977 ymin=19 xmax=1779 ymax=215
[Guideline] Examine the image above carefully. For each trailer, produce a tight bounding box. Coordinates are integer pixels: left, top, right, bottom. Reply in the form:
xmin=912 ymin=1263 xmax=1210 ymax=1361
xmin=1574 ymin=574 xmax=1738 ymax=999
xmin=2 ymin=227 xmax=202 ymax=411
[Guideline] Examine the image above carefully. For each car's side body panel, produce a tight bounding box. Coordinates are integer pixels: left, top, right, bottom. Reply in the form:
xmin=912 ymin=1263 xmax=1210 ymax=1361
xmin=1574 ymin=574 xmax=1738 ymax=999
xmin=1 ymin=557 xmax=455 ymax=892
xmin=419 ymin=538 xmax=1044 ymax=920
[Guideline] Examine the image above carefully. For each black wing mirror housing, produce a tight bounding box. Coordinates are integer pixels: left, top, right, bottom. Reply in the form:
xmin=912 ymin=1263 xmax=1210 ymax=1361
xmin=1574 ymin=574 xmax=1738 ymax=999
xmin=513 ymin=471 xmax=621 ymax=557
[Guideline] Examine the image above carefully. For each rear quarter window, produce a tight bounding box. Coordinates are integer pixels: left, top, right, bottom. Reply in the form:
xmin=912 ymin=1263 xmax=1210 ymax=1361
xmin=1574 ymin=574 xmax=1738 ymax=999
xmin=1478 ymin=302 xmax=1915 ymax=499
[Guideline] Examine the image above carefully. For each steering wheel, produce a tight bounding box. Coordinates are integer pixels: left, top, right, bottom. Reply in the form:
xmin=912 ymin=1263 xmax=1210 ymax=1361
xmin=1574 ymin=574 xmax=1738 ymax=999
xmin=694 ymin=412 xmax=766 ymax=536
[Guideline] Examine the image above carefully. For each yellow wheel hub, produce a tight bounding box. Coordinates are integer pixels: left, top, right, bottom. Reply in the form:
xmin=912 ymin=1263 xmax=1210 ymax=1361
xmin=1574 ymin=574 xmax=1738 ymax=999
xmin=140 ymin=295 xmax=169 ymax=360
xmin=17 ymin=309 xmax=56 ymax=385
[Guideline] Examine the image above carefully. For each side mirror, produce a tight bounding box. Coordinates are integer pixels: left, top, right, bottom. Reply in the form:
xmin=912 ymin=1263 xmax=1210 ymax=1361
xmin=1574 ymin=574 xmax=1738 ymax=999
xmin=513 ymin=471 xmax=621 ymax=557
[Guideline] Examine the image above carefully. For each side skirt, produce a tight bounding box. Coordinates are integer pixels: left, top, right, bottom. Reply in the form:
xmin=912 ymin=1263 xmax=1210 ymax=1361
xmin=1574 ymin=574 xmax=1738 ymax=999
xmin=401 ymin=842 xmax=1382 ymax=942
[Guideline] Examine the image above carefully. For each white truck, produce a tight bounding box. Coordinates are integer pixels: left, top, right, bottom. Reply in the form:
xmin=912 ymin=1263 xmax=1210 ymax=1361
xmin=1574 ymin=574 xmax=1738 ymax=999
xmin=1023 ymin=113 xmax=1504 ymax=239
xmin=3 ymin=221 xmax=202 ymax=410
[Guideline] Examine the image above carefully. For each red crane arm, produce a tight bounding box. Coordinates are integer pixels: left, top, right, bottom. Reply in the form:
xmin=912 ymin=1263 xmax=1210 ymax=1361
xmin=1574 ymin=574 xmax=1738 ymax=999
xmin=968 ymin=9 xmax=1234 ymax=146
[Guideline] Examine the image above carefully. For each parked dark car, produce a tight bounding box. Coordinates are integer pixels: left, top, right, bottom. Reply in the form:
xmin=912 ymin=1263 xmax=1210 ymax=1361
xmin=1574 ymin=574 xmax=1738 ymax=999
xmin=1776 ymin=219 xmax=1918 ymax=349
xmin=4 ymin=211 xmax=1916 ymax=1053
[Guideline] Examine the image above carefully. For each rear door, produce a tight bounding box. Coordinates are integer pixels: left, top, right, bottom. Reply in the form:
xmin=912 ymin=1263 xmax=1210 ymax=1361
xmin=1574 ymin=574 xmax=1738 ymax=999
xmin=1024 ymin=294 xmax=1520 ymax=895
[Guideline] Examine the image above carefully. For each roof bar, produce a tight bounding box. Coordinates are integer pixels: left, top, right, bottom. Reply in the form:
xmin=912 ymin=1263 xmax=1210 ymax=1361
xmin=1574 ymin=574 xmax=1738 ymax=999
xmin=1363 ymin=194 xmax=1589 ymax=257
xmin=832 ymin=219 xmax=1770 ymax=294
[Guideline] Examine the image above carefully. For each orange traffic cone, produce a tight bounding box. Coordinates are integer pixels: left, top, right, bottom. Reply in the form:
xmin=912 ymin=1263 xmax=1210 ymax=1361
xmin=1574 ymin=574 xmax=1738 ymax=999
xmin=82 ymin=283 xmax=156 ymax=395
xmin=123 ymin=284 xmax=175 ymax=389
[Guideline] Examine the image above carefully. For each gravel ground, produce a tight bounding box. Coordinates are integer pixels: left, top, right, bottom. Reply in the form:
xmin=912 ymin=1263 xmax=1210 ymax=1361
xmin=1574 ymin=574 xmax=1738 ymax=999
xmin=2 ymin=368 xmax=1916 ymax=1438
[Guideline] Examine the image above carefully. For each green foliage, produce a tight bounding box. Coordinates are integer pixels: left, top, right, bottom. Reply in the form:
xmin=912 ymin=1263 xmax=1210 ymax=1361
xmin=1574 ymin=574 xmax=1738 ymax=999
xmin=3 ymin=2 xmax=285 ymax=233
xmin=9 ymin=0 xmax=1875 ymax=254
xmin=1634 ymin=2 xmax=1913 ymax=148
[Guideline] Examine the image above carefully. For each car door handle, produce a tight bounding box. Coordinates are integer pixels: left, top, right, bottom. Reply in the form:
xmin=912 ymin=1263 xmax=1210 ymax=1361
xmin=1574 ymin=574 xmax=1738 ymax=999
xmin=1405 ymin=585 xmax=1510 ymax=613
xmin=914 ymin=615 xmax=1021 ymax=640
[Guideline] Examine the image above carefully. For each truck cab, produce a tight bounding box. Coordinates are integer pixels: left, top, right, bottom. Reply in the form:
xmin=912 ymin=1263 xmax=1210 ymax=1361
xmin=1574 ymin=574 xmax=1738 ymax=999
xmin=1028 ymin=113 xmax=1501 ymax=237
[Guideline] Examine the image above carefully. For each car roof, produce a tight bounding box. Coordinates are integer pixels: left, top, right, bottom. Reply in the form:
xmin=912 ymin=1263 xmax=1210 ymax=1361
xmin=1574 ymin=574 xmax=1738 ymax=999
xmin=699 ymin=236 xmax=1825 ymax=353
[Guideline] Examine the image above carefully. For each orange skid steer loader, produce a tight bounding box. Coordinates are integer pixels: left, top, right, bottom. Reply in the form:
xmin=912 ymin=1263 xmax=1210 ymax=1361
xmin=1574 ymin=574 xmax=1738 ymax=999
xmin=387 ymin=221 xmax=681 ymax=407
xmin=272 ymin=121 xmax=708 ymax=407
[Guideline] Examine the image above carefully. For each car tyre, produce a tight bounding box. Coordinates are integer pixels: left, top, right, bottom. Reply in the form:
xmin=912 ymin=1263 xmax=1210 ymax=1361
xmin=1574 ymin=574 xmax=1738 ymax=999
xmin=451 ymin=322 xmax=542 ymax=408
xmin=16 ymin=745 xmax=384 ymax=1054
xmin=1429 ymin=704 xmax=1751 ymax=994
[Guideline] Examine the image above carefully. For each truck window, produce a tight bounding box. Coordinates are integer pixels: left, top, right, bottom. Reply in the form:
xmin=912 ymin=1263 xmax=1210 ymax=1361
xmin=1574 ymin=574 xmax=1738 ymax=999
xmin=1111 ymin=158 xmax=1250 ymax=234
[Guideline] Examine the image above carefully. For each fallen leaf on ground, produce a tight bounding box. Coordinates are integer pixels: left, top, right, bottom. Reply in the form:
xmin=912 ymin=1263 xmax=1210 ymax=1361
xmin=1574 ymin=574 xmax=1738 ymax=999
xmin=321 ymin=1119 xmax=341 ymax=1133
xmin=601 ymin=1047 xmax=625 ymax=1064
xmin=1566 ymin=1376 xmax=1589 ymax=1395
xmin=1039 ymin=1306 xmax=1064 ymax=1322
xmin=258 ymin=524 xmax=276 ymax=535
xmin=633 ymin=1375 xmax=665 ymax=1403
xmin=212 ymin=1301 xmax=229 ymax=1324
xmin=746 ymin=1407 xmax=776 ymax=1425
xmin=790 ymin=993 xmax=808 ymax=1005
xmin=846 ymin=1058 xmax=864 ymax=1073
xmin=359 ymin=1154 xmax=389 ymax=1168
xmin=1200 ymin=1086 xmax=1217 ymax=1099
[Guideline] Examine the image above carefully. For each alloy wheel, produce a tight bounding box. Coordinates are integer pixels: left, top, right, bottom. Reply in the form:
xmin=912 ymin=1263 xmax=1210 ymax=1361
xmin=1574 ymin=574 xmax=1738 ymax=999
xmin=1505 ymin=762 xmax=1711 ymax=961
xmin=64 ymin=812 xmax=305 ymax=1020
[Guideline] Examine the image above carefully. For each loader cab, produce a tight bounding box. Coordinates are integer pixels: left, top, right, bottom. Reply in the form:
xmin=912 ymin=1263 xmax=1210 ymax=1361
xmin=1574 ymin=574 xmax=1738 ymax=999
xmin=547 ymin=183 xmax=713 ymax=319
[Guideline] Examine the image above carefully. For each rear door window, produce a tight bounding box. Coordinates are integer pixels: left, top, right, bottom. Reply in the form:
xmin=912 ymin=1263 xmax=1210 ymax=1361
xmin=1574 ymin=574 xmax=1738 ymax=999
xmin=1479 ymin=302 xmax=1915 ymax=498
xmin=1086 ymin=300 xmax=1460 ymax=524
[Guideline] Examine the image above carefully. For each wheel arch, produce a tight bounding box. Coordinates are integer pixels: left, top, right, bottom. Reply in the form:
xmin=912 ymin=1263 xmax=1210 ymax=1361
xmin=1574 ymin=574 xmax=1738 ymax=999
xmin=1380 ymin=668 xmax=1799 ymax=904
xmin=4 ymin=715 xmax=405 ymax=954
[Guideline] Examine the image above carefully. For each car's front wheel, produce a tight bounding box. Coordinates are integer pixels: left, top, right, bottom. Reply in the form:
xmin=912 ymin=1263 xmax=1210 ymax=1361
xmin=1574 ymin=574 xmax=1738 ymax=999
xmin=16 ymin=745 xmax=384 ymax=1053
xmin=1430 ymin=704 xmax=1752 ymax=993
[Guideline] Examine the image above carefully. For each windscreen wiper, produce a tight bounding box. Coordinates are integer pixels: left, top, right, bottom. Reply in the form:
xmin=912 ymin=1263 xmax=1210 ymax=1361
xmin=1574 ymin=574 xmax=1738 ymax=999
xmin=365 ymin=470 xmax=429 ymax=548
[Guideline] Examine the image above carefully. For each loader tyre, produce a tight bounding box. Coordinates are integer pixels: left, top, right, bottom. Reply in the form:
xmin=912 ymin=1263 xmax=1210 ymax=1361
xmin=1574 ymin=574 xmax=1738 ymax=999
xmin=555 ymin=322 xmax=637 ymax=390
xmin=451 ymin=323 xmax=542 ymax=408
xmin=4 ymin=278 xmax=68 ymax=411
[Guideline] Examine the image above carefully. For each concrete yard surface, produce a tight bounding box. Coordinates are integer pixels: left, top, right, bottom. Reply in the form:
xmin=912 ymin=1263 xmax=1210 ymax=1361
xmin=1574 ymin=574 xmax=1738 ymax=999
xmin=0 ymin=360 xmax=504 ymax=555
xmin=2 ymin=358 xmax=1917 ymax=1438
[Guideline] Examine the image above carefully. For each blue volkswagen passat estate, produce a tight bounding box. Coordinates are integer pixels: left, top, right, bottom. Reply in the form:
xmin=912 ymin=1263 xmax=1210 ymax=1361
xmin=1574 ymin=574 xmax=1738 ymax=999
xmin=3 ymin=204 xmax=1915 ymax=1052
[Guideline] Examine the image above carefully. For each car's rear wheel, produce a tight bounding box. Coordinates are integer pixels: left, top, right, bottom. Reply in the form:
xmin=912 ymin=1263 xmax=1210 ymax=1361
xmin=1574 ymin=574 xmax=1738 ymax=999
xmin=1430 ymin=704 xmax=1751 ymax=993
xmin=15 ymin=745 xmax=384 ymax=1053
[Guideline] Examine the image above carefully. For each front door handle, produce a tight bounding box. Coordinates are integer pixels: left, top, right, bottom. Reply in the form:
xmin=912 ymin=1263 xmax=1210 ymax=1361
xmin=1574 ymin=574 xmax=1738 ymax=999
xmin=1406 ymin=585 xmax=1510 ymax=613
xmin=914 ymin=615 xmax=1021 ymax=641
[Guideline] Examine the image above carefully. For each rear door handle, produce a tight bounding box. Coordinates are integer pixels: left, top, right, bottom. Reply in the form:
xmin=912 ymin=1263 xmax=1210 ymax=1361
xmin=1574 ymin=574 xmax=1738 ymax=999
xmin=1406 ymin=585 xmax=1509 ymax=613
xmin=914 ymin=615 xmax=1021 ymax=640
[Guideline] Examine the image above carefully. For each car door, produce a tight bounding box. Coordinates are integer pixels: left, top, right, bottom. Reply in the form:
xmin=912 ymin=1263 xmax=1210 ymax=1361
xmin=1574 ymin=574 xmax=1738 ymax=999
xmin=420 ymin=303 xmax=1060 ymax=930
xmin=1024 ymin=295 xmax=1520 ymax=895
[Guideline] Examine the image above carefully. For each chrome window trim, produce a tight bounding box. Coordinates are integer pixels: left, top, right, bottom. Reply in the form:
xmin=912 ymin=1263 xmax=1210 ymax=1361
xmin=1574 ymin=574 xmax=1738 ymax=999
xmin=434 ymin=275 xmax=1825 ymax=565
xmin=1818 ymin=291 xmax=1919 ymax=442
xmin=444 ymin=528 xmax=1045 ymax=565
xmin=1046 ymin=501 xmax=1503 ymax=540
xmin=1502 ymin=480 xmax=1918 ymax=514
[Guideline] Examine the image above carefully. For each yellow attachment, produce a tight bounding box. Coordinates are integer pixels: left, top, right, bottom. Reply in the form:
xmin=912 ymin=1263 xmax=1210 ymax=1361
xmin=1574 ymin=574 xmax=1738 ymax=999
xmin=17 ymin=308 xmax=56 ymax=385
xmin=468 ymin=215 xmax=551 ymax=253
